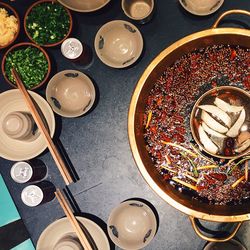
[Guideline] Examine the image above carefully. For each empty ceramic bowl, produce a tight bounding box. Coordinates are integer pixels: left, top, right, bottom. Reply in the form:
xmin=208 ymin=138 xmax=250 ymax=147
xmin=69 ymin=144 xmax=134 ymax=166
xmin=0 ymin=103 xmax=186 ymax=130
xmin=94 ymin=20 xmax=143 ymax=68
xmin=46 ymin=70 xmax=96 ymax=118
xmin=179 ymin=0 xmax=224 ymax=16
xmin=57 ymin=0 xmax=110 ymax=12
xmin=107 ymin=200 xmax=157 ymax=250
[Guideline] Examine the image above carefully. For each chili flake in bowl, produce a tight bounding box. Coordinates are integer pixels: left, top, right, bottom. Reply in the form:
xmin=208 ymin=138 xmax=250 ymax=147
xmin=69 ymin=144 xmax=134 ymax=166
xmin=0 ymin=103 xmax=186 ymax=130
xmin=24 ymin=0 xmax=72 ymax=47
xmin=2 ymin=42 xmax=51 ymax=90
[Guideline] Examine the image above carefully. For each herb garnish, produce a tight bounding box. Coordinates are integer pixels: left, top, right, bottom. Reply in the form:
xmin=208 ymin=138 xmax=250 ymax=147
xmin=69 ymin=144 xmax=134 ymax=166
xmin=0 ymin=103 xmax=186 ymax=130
xmin=26 ymin=2 xmax=70 ymax=45
xmin=5 ymin=46 xmax=48 ymax=89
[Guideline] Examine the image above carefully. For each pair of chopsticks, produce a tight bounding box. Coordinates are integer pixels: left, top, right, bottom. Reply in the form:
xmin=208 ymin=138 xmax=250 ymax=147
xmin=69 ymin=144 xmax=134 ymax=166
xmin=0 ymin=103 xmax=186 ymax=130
xmin=12 ymin=68 xmax=73 ymax=185
xmin=55 ymin=189 xmax=94 ymax=250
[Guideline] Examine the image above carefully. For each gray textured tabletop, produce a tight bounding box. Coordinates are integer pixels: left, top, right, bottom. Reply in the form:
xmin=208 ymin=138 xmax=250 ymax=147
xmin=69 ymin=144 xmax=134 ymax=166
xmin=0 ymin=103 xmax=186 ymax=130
xmin=0 ymin=0 xmax=250 ymax=249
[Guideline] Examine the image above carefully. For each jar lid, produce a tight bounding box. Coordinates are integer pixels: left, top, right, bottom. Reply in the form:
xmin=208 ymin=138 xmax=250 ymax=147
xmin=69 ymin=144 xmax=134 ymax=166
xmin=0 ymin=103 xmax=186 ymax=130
xmin=21 ymin=185 xmax=43 ymax=207
xmin=61 ymin=38 xmax=83 ymax=59
xmin=11 ymin=161 xmax=33 ymax=183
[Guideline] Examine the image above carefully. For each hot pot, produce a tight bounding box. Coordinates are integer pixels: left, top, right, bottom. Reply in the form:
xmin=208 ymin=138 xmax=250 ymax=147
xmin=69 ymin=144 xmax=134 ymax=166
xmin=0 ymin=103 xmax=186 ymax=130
xmin=128 ymin=10 xmax=250 ymax=242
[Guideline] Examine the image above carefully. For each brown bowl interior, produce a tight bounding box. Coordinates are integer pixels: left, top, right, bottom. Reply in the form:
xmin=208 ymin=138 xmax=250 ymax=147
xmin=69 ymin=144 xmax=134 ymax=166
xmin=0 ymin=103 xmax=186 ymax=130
xmin=190 ymin=86 xmax=250 ymax=159
xmin=24 ymin=0 xmax=73 ymax=47
xmin=1 ymin=42 xmax=51 ymax=90
xmin=0 ymin=2 xmax=20 ymax=50
xmin=131 ymin=31 xmax=250 ymax=220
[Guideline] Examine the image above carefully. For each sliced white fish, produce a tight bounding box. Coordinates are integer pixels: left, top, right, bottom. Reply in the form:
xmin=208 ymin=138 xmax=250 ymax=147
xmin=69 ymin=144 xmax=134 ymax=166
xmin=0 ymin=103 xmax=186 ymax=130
xmin=201 ymin=111 xmax=228 ymax=133
xmin=226 ymin=109 xmax=246 ymax=138
xmin=199 ymin=105 xmax=232 ymax=127
xmin=214 ymin=97 xmax=243 ymax=113
xmin=202 ymin=122 xmax=226 ymax=138
xmin=235 ymin=138 xmax=250 ymax=153
xmin=198 ymin=125 xmax=218 ymax=154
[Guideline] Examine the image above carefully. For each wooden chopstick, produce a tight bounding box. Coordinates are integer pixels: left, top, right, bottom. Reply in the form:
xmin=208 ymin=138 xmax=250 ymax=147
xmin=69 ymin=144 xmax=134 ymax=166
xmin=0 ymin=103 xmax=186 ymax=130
xmin=55 ymin=189 xmax=93 ymax=250
xmin=11 ymin=68 xmax=73 ymax=185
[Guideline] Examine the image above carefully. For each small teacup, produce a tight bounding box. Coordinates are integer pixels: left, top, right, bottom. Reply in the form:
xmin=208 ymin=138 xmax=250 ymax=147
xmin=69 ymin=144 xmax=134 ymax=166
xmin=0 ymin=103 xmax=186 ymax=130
xmin=2 ymin=111 xmax=35 ymax=141
xmin=53 ymin=234 xmax=83 ymax=250
xmin=122 ymin=0 xmax=155 ymax=24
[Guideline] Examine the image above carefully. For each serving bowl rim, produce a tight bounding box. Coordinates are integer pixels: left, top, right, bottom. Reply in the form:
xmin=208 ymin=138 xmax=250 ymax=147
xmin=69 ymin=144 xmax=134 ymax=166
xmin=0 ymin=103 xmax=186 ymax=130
xmin=57 ymin=0 xmax=111 ymax=13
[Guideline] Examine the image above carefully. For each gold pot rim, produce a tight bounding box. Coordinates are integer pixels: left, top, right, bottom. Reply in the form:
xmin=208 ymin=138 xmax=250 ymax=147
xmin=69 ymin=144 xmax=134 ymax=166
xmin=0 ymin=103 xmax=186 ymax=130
xmin=128 ymin=26 xmax=250 ymax=222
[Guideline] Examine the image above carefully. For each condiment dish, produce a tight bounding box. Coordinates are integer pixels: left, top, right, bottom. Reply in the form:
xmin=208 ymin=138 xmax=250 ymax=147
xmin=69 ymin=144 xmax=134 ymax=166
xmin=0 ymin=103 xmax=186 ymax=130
xmin=94 ymin=20 xmax=143 ymax=68
xmin=107 ymin=200 xmax=157 ymax=249
xmin=190 ymin=86 xmax=250 ymax=159
xmin=24 ymin=0 xmax=72 ymax=47
xmin=1 ymin=42 xmax=51 ymax=90
xmin=57 ymin=0 xmax=110 ymax=13
xmin=179 ymin=0 xmax=224 ymax=16
xmin=46 ymin=70 xmax=96 ymax=118
xmin=0 ymin=2 xmax=20 ymax=50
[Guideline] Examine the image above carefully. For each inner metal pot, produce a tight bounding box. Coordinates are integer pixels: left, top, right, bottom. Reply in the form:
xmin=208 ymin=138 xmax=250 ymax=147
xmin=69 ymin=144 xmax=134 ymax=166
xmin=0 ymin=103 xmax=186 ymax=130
xmin=128 ymin=10 xmax=250 ymax=242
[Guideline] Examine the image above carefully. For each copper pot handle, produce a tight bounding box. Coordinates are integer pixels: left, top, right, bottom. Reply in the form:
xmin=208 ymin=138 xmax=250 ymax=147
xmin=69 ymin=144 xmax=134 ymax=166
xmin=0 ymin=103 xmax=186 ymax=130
xmin=212 ymin=9 xmax=250 ymax=29
xmin=189 ymin=216 xmax=243 ymax=242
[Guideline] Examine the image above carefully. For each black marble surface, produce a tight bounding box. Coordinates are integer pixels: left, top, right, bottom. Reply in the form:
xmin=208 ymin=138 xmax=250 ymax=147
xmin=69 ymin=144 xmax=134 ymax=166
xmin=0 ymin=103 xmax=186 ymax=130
xmin=0 ymin=0 xmax=250 ymax=249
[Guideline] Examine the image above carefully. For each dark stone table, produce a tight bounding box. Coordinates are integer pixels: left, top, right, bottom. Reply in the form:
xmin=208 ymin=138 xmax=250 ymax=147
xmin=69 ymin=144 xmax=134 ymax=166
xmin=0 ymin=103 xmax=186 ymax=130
xmin=1 ymin=0 xmax=250 ymax=249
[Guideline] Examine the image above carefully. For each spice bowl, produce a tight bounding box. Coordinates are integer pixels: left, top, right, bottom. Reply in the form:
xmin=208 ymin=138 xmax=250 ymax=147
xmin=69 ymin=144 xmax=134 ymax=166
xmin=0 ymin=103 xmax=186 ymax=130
xmin=1 ymin=42 xmax=51 ymax=90
xmin=107 ymin=200 xmax=157 ymax=250
xmin=24 ymin=0 xmax=72 ymax=47
xmin=0 ymin=2 xmax=20 ymax=50
xmin=190 ymin=86 xmax=250 ymax=159
xmin=46 ymin=70 xmax=96 ymax=118
xmin=94 ymin=20 xmax=143 ymax=68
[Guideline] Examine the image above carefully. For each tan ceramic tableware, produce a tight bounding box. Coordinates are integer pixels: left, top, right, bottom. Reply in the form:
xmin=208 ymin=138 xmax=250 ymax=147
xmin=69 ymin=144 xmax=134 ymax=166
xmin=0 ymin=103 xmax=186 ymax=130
xmin=94 ymin=20 xmax=143 ymax=68
xmin=57 ymin=0 xmax=110 ymax=13
xmin=179 ymin=0 xmax=224 ymax=16
xmin=107 ymin=200 xmax=157 ymax=249
xmin=37 ymin=217 xmax=110 ymax=250
xmin=0 ymin=89 xmax=55 ymax=161
xmin=46 ymin=70 xmax=96 ymax=118
xmin=2 ymin=111 xmax=34 ymax=141
xmin=122 ymin=0 xmax=155 ymax=24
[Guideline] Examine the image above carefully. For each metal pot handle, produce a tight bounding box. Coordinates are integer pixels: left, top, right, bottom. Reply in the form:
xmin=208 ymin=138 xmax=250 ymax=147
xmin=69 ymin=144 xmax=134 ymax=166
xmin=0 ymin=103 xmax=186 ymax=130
xmin=212 ymin=9 xmax=250 ymax=29
xmin=189 ymin=216 xmax=243 ymax=242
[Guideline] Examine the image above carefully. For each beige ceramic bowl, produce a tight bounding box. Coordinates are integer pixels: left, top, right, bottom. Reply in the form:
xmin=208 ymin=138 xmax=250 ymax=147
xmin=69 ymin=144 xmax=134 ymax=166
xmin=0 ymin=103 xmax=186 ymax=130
xmin=107 ymin=200 xmax=157 ymax=250
xmin=0 ymin=90 xmax=55 ymax=161
xmin=37 ymin=217 xmax=110 ymax=250
xmin=94 ymin=20 xmax=143 ymax=68
xmin=46 ymin=70 xmax=95 ymax=118
xmin=179 ymin=0 xmax=224 ymax=16
xmin=57 ymin=0 xmax=110 ymax=12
